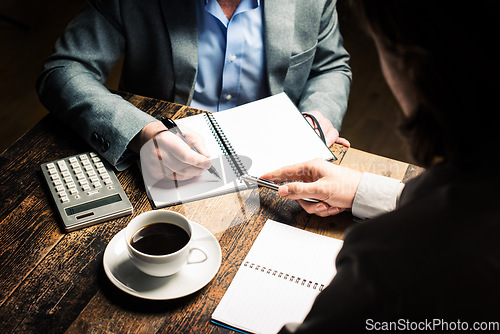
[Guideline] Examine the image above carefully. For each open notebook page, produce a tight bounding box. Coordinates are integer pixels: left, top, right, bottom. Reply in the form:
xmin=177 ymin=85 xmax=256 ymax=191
xmin=212 ymin=220 xmax=344 ymax=334
xmin=213 ymin=93 xmax=334 ymax=177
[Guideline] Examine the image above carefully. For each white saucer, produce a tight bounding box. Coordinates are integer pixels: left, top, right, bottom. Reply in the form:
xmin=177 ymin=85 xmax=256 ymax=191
xmin=103 ymin=221 xmax=222 ymax=300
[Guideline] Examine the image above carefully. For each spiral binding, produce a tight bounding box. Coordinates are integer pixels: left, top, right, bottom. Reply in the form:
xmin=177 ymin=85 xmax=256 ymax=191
xmin=204 ymin=113 xmax=248 ymax=177
xmin=243 ymin=261 xmax=325 ymax=291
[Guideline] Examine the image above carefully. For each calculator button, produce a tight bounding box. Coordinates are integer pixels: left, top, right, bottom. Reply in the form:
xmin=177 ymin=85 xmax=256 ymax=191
xmin=69 ymin=188 xmax=79 ymax=195
xmin=93 ymin=182 xmax=102 ymax=189
xmin=73 ymin=167 xmax=83 ymax=174
xmin=53 ymin=179 xmax=62 ymax=186
xmin=82 ymin=184 xmax=91 ymax=191
xmin=104 ymin=179 xmax=113 ymax=186
xmin=55 ymin=185 xmax=65 ymax=192
xmin=47 ymin=163 xmax=56 ymax=169
xmin=60 ymin=196 xmax=70 ymax=203
xmin=58 ymin=165 xmax=68 ymax=173
xmin=57 ymin=160 xmax=68 ymax=172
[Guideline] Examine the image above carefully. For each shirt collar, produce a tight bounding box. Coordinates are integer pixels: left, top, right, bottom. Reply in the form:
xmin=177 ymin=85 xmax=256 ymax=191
xmin=205 ymin=0 xmax=261 ymax=9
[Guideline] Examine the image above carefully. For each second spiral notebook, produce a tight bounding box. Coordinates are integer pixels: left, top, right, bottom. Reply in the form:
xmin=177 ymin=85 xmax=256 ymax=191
xmin=211 ymin=220 xmax=344 ymax=333
xmin=143 ymin=93 xmax=336 ymax=208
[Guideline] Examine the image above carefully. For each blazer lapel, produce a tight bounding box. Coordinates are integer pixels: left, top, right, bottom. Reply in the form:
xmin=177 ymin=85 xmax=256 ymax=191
xmin=160 ymin=0 xmax=198 ymax=105
xmin=263 ymin=0 xmax=296 ymax=95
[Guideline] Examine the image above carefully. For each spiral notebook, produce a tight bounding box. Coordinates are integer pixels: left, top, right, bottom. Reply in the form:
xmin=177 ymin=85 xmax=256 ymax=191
xmin=143 ymin=93 xmax=336 ymax=208
xmin=211 ymin=220 xmax=344 ymax=334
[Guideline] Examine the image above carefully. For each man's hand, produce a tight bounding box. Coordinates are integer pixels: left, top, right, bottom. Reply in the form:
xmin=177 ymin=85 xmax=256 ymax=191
xmin=305 ymin=110 xmax=350 ymax=147
xmin=131 ymin=121 xmax=211 ymax=181
xmin=261 ymin=159 xmax=362 ymax=217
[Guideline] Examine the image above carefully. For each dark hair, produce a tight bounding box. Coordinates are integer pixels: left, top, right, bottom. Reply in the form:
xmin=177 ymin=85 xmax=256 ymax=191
xmin=350 ymin=1 xmax=500 ymax=168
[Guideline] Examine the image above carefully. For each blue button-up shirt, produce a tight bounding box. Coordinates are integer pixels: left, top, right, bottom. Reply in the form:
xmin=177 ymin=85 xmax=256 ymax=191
xmin=191 ymin=0 xmax=269 ymax=112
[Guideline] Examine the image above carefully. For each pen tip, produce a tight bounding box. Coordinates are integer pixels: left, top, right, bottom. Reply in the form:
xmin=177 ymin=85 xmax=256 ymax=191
xmin=209 ymin=167 xmax=222 ymax=180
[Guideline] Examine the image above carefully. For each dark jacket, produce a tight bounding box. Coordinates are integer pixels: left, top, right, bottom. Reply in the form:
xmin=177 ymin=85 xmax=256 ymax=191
xmin=288 ymin=162 xmax=500 ymax=332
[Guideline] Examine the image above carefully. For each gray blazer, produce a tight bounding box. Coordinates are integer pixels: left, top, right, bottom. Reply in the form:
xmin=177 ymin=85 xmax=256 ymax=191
xmin=37 ymin=0 xmax=351 ymax=170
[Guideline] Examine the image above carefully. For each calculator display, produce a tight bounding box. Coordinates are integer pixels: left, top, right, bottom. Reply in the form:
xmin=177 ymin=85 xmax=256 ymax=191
xmin=65 ymin=194 xmax=123 ymax=216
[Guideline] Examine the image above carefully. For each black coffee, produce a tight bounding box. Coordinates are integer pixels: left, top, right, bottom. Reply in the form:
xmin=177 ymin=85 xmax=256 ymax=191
xmin=130 ymin=222 xmax=190 ymax=255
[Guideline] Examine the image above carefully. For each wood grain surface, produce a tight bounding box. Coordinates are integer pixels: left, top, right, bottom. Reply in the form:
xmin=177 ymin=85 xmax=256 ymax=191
xmin=0 ymin=93 xmax=422 ymax=333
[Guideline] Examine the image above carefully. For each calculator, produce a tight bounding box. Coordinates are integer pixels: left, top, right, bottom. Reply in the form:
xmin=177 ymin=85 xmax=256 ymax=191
xmin=41 ymin=152 xmax=133 ymax=232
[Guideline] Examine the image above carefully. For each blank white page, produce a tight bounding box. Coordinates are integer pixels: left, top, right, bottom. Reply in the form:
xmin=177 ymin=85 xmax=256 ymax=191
xmin=212 ymin=220 xmax=343 ymax=334
xmin=212 ymin=93 xmax=335 ymax=176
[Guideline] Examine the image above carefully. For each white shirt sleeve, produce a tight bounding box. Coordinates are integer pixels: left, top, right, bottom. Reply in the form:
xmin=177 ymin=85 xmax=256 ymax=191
xmin=352 ymin=172 xmax=405 ymax=220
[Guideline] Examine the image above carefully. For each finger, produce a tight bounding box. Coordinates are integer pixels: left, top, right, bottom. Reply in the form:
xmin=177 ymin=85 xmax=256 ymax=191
xmin=139 ymin=136 xmax=206 ymax=181
xmin=180 ymin=125 xmax=211 ymax=158
xmin=335 ymin=136 xmax=351 ymax=147
xmin=324 ymin=127 xmax=339 ymax=147
xmin=305 ymin=111 xmax=337 ymax=147
xmin=259 ymin=166 xmax=302 ymax=184
xmin=261 ymin=158 xmax=325 ymax=183
xmin=156 ymin=132 xmax=211 ymax=169
xmin=320 ymin=207 xmax=346 ymax=217
xmin=296 ymin=199 xmax=329 ymax=215
xmin=278 ymin=183 xmax=325 ymax=203
xmin=296 ymin=200 xmax=346 ymax=217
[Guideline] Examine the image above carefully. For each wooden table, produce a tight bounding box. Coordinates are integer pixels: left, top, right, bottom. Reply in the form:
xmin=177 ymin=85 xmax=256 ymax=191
xmin=0 ymin=93 xmax=422 ymax=333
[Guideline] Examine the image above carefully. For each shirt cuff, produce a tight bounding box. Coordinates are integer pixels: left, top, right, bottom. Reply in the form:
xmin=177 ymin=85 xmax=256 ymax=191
xmin=352 ymin=172 xmax=405 ymax=219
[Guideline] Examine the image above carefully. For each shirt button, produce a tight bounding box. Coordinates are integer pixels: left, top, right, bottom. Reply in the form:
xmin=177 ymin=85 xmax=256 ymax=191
xmin=230 ymin=55 xmax=237 ymax=62
xmin=225 ymin=94 xmax=232 ymax=101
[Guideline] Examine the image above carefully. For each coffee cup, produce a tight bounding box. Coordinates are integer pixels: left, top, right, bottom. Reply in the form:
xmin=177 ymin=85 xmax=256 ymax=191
xmin=124 ymin=210 xmax=207 ymax=277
